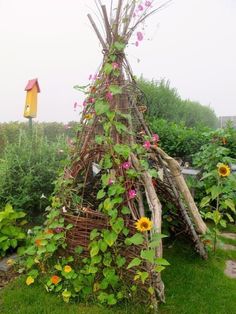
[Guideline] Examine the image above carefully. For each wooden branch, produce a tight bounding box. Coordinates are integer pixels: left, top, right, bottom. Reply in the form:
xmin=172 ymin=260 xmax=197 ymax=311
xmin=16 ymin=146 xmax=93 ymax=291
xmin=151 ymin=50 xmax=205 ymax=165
xmin=152 ymin=146 xmax=208 ymax=235
xmin=122 ymin=1 xmax=135 ymax=36
xmin=101 ymin=5 xmax=112 ymax=44
xmin=131 ymin=152 xmax=165 ymax=303
xmin=113 ymin=0 xmax=123 ymax=36
xmin=87 ymin=14 xmax=107 ymax=50
xmin=136 ymin=188 xmax=145 ymax=217
xmin=131 ymin=154 xmax=162 ymax=241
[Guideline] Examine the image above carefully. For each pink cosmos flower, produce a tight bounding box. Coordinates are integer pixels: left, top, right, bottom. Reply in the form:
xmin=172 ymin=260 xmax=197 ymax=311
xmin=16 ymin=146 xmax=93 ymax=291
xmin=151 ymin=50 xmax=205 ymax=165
xmin=152 ymin=134 xmax=160 ymax=142
xmin=135 ymin=41 xmax=139 ymax=47
xmin=138 ymin=4 xmax=144 ymax=11
xmin=128 ymin=189 xmax=137 ymax=199
xmin=106 ymin=92 xmax=113 ymax=101
xmin=83 ymin=100 xmax=87 ymax=107
xmin=145 ymin=1 xmax=152 ymax=7
xmin=112 ymin=62 xmax=119 ymax=70
xmin=143 ymin=141 xmax=151 ymax=149
xmin=122 ymin=161 xmax=131 ymax=170
xmin=137 ymin=32 xmax=144 ymax=41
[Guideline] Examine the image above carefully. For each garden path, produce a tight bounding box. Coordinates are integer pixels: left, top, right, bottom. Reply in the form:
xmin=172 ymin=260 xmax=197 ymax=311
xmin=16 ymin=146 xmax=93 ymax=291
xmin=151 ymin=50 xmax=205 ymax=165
xmin=220 ymin=232 xmax=236 ymax=279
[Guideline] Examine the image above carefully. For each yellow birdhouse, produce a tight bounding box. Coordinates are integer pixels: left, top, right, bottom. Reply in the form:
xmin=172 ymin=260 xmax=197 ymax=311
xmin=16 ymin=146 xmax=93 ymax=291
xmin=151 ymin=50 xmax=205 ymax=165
xmin=24 ymin=78 xmax=40 ymax=118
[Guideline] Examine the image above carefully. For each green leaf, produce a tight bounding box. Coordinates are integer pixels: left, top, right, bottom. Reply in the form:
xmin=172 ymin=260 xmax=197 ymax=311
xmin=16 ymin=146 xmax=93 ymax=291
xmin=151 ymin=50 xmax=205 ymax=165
xmin=125 ymin=233 xmax=144 ymax=246
xmin=224 ymin=199 xmax=236 ymax=213
xmin=225 ymin=213 xmax=234 ymax=223
xmin=114 ymin=144 xmax=131 ymax=159
xmin=140 ymin=271 xmax=149 ymax=284
xmin=103 ymin=63 xmax=113 ymax=75
xmin=121 ymin=206 xmax=130 ymax=215
xmin=103 ymin=230 xmax=118 ymax=247
xmin=127 ymin=258 xmax=141 ymax=269
xmin=102 ymin=155 xmax=113 ymax=169
xmin=90 ymin=244 xmax=99 ymax=258
xmin=103 ymin=198 xmax=114 ymax=211
xmin=99 ymin=240 xmax=108 ymax=253
xmin=114 ymin=41 xmax=126 ymax=51
xmin=116 ymin=255 xmax=126 ymax=268
xmin=95 ymin=99 xmax=110 ymax=115
xmin=155 ymin=265 xmax=165 ymax=272
xmin=200 ymin=196 xmax=212 ymax=208
xmin=141 ymin=249 xmax=155 ymax=263
xmin=73 ymin=84 xmax=89 ymax=92
xmin=108 ymin=183 xmax=125 ymax=197
xmin=95 ymin=135 xmax=105 ymax=145
xmin=97 ymin=189 xmax=106 ymax=200
xmin=90 ymin=229 xmax=100 ymax=240
xmin=111 ymin=217 xmax=124 ymax=234
xmin=114 ymin=121 xmax=127 ymax=134
xmin=156 ymin=258 xmax=170 ymax=266
xmin=210 ymin=185 xmax=221 ymax=200
xmin=109 ymin=85 xmax=122 ymax=95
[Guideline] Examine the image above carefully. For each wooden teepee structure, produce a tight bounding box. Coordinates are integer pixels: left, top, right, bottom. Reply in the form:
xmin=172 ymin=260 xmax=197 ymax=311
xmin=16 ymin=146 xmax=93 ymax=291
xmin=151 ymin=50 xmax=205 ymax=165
xmin=60 ymin=0 xmax=208 ymax=310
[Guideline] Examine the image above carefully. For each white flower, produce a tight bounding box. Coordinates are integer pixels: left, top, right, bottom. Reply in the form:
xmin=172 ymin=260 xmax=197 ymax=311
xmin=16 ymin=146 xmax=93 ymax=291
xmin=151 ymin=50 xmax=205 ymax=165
xmin=40 ymin=193 xmax=46 ymax=199
xmin=62 ymin=206 xmax=67 ymax=213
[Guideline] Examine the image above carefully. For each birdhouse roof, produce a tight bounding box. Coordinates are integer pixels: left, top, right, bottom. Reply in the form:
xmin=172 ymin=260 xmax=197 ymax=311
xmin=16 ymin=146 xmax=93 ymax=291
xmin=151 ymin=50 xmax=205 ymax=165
xmin=25 ymin=78 xmax=41 ymax=92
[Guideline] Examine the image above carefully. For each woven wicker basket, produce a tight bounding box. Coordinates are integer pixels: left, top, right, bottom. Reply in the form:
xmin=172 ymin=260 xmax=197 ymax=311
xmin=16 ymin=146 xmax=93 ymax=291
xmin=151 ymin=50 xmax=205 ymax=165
xmin=63 ymin=208 xmax=139 ymax=261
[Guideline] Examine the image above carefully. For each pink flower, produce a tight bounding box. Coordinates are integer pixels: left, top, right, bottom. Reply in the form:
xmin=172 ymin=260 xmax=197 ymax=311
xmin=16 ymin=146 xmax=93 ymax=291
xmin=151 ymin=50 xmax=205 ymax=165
xmin=83 ymin=100 xmax=87 ymax=107
xmin=137 ymin=32 xmax=143 ymax=41
xmin=128 ymin=189 xmax=137 ymax=199
xmin=122 ymin=161 xmax=131 ymax=170
xmin=138 ymin=4 xmax=144 ymax=11
xmin=152 ymin=134 xmax=160 ymax=142
xmin=106 ymin=92 xmax=113 ymax=101
xmin=64 ymin=124 xmax=71 ymax=130
xmin=145 ymin=1 xmax=151 ymax=7
xmin=88 ymin=97 xmax=95 ymax=104
xmin=108 ymin=178 xmax=114 ymax=185
xmin=93 ymin=74 xmax=97 ymax=80
xmin=88 ymin=74 xmax=92 ymax=80
xmin=135 ymin=41 xmax=139 ymax=47
xmin=112 ymin=62 xmax=119 ymax=70
xmin=143 ymin=141 xmax=151 ymax=149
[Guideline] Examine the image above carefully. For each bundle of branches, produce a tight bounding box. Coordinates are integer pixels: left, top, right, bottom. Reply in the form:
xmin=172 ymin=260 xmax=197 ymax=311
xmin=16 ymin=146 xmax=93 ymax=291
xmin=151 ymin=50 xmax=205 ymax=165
xmin=56 ymin=1 xmax=208 ymax=311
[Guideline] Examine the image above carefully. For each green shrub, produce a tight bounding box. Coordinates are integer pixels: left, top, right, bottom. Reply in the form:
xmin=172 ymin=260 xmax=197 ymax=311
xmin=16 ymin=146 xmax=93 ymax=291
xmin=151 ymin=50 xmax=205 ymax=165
xmin=0 ymin=204 xmax=26 ymax=256
xmin=150 ymin=118 xmax=208 ymax=161
xmin=0 ymin=131 xmax=68 ymax=218
xmin=139 ymin=78 xmax=218 ymax=128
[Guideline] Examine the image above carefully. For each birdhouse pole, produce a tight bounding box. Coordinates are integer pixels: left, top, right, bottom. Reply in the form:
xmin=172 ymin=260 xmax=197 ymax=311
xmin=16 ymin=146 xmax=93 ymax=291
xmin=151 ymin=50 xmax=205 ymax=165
xmin=23 ymin=78 xmax=40 ymax=133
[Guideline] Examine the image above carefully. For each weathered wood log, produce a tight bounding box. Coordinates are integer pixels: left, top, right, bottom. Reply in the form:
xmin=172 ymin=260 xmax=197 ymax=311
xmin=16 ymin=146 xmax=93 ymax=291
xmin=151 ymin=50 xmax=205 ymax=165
xmin=152 ymin=146 xmax=208 ymax=235
xmin=131 ymin=153 xmax=165 ymax=303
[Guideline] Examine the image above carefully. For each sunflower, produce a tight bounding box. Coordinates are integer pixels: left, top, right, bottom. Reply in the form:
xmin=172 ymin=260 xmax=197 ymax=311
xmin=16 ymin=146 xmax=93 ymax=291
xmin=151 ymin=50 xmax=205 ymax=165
xmin=217 ymin=163 xmax=230 ymax=177
xmin=135 ymin=217 xmax=153 ymax=232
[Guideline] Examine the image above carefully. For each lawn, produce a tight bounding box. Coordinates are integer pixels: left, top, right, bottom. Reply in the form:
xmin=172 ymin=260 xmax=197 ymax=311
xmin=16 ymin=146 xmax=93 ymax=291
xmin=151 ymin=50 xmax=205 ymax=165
xmin=1 ymin=229 xmax=236 ymax=314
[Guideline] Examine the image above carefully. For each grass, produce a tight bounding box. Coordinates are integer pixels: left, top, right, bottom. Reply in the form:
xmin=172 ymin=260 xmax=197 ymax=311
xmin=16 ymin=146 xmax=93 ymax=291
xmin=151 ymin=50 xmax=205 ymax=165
xmin=1 ymin=226 xmax=236 ymax=314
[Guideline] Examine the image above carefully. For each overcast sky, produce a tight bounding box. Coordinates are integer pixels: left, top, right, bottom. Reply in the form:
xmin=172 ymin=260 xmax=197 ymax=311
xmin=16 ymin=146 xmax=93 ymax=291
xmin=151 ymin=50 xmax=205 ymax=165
xmin=0 ymin=0 xmax=235 ymax=123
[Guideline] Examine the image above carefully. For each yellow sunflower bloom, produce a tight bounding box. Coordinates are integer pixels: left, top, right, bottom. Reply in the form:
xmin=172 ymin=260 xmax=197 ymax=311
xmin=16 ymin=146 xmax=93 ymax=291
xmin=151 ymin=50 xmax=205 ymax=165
xmin=64 ymin=265 xmax=72 ymax=273
xmin=84 ymin=113 xmax=93 ymax=120
xmin=217 ymin=163 xmax=230 ymax=177
xmin=135 ymin=217 xmax=153 ymax=232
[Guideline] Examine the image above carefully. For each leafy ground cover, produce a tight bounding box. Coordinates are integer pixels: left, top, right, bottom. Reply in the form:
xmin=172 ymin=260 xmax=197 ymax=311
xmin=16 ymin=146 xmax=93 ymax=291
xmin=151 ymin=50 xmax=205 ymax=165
xmin=1 ymin=227 xmax=236 ymax=314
